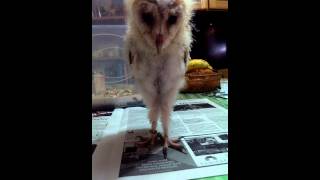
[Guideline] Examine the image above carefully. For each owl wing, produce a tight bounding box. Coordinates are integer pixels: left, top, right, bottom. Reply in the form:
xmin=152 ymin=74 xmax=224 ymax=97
xmin=183 ymin=47 xmax=191 ymax=68
xmin=124 ymin=37 xmax=136 ymax=66
xmin=129 ymin=50 xmax=134 ymax=65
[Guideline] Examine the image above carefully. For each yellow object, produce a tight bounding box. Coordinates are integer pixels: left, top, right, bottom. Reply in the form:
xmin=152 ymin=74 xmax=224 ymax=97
xmin=187 ymin=59 xmax=213 ymax=72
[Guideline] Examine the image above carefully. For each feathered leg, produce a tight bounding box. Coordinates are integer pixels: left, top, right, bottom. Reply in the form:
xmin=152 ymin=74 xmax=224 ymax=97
xmin=149 ymin=105 xmax=159 ymax=146
xmin=135 ymin=101 xmax=160 ymax=147
xmin=160 ymin=91 xmax=185 ymax=159
xmin=160 ymin=103 xmax=170 ymax=159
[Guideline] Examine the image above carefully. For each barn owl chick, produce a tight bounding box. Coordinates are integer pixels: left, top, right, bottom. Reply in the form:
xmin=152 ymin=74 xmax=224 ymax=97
xmin=124 ymin=0 xmax=193 ymax=158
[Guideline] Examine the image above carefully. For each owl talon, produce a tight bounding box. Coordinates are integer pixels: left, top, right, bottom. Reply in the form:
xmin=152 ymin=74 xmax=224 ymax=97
xmin=163 ymin=147 xmax=168 ymax=159
xmin=135 ymin=130 xmax=158 ymax=147
xmin=169 ymin=138 xmax=186 ymax=153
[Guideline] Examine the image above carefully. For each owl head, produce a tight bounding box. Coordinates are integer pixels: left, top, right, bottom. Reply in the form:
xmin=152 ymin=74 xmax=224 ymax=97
xmin=125 ymin=0 xmax=193 ymax=54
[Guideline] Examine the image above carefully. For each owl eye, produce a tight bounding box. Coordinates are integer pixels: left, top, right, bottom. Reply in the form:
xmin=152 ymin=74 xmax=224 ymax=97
xmin=141 ymin=12 xmax=154 ymax=27
xmin=168 ymin=15 xmax=178 ymax=26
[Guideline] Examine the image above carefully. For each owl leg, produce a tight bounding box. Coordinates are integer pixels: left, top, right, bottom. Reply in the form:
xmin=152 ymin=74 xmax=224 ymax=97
xmin=160 ymin=104 xmax=185 ymax=159
xmin=160 ymin=95 xmax=186 ymax=159
xmin=135 ymin=105 xmax=159 ymax=147
xmin=149 ymin=103 xmax=160 ymax=145
xmin=162 ymin=114 xmax=185 ymax=159
xmin=160 ymin=104 xmax=170 ymax=159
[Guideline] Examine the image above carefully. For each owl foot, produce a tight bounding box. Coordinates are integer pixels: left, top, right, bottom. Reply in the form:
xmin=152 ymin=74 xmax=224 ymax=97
xmin=162 ymin=136 xmax=186 ymax=159
xmin=135 ymin=130 xmax=159 ymax=148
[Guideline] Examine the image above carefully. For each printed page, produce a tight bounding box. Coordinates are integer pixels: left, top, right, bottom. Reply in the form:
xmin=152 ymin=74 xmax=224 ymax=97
xmin=118 ymin=99 xmax=228 ymax=179
xmin=92 ymin=99 xmax=228 ymax=180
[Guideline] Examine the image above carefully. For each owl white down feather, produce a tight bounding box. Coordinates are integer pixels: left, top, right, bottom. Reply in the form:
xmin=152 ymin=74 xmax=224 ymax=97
xmin=124 ymin=0 xmax=193 ymax=158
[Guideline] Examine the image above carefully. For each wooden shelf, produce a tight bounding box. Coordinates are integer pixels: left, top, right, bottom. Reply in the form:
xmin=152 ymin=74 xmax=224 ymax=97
xmin=208 ymin=0 xmax=228 ymax=10
xmin=193 ymin=0 xmax=209 ymax=10
xmin=193 ymin=0 xmax=228 ymax=10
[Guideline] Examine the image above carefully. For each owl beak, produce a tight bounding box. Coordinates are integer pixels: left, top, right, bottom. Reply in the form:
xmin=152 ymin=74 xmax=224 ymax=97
xmin=156 ymin=34 xmax=164 ymax=54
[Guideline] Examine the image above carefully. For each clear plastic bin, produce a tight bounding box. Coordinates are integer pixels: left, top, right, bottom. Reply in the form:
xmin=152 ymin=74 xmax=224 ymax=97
xmin=92 ymin=25 xmax=141 ymax=108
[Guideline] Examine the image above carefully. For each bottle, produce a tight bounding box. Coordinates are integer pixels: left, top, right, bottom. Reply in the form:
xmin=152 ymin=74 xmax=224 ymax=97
xmin=93 ymin=71 xmax=106 ymax=96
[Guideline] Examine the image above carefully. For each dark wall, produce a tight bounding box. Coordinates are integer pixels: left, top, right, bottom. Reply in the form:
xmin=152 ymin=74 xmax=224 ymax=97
xmin=190 ymin=10 xmax=228 ymax=69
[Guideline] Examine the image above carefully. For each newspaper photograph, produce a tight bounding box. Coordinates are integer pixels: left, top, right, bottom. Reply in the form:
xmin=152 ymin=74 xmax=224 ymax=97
xmin=119 ymin=130 xmax=228 ymax=177
xmin=119 ymin=129 xmax=195 ymax=177
xmin=181 ymin=133 xmax=228 ymax=167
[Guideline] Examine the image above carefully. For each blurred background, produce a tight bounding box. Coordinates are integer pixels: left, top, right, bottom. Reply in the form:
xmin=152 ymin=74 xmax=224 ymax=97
xmin=92 ymin=0 xmax=228 ymax=108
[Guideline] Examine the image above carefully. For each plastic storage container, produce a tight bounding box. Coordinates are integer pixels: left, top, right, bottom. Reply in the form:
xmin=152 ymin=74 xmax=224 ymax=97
xmin=92 ymin=25 xmax=141 ymax=108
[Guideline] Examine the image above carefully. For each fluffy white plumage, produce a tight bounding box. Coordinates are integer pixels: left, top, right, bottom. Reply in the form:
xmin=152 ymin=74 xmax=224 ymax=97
xmin=124 ymin=0 xmax=193 ymax=158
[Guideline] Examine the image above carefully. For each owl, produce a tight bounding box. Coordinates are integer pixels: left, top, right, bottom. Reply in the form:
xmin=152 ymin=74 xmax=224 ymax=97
xmin=124 ymin=0 xmax=193 ymax=158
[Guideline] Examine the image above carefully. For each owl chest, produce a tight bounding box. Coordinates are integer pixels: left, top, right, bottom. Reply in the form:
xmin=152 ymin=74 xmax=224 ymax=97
xmin=134 ymin=54 xmax=185 ymax=93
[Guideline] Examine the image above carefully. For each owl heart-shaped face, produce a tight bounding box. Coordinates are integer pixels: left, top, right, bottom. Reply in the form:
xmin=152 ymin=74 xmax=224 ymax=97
xmin=133 ymin=0 xmax=185 ymax=53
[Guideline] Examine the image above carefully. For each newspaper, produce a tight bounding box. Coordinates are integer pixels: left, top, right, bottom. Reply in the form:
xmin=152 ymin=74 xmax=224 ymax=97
xmin=92 ymin=115 xmax=110 ymax=144
xmin=92 ymin=99 xmax=228 ymax=180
